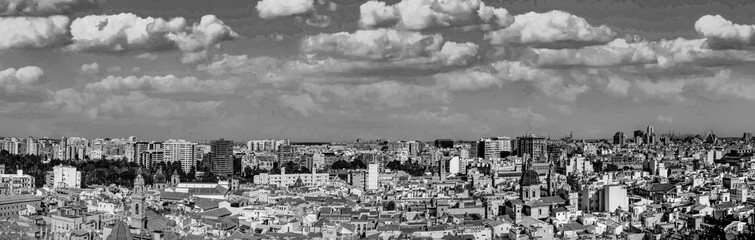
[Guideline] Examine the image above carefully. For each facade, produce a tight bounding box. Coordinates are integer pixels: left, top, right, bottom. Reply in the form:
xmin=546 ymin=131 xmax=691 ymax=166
xmin=163 ymin=139 xmax=197 ymax=173
xmin=253 ymin=168 xmax=329 ymax=187
xmin=480 ymin=137 xmax=512 ymax=160
xmin=0 ymin=195 xmax=41 ymax=217
xmin=52 ymin=165 xmax=81 ymax=189
xmin=211 ymin=139 xmax=234 ymax=176
xmin=0 ymin=170 xmax=35 ymax=194
xmin=517 ymin=134 xmax=547 ymax=161
xmin=366 ymin=163 xmax=379 ymax=191
xmin=613 ymin=132 xmax=626 ymax=145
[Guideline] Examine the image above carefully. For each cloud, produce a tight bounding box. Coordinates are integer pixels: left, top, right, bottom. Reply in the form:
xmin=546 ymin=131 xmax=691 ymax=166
xmin=358 ymin=0 xmax=513 ymax=30
xmin=695 ymin=15 xmax=754 ymax=49
xmin=256 ymin=0 xmax=315 ymax=19
xmin=278 ymin=93 xmax=322 ymax=116
xmin=0 ymin=66 xmax=45 ymax=93
xmin=134 ymin=53 xmax=158 ymax=60
xmin=389 ymin=110 xmax=470 ymax=125
xmin=433 ymin=67 xmax=500 ymax=91
xmin=657 ymin=115 xmax=673 ymax=124
xmin=0 ymin=0 xmax=98 ymax=16
xmin=196 ymin=54 xmax=279 ymax=76
xmin=508 ymin=106 xmax=546 ymax=122
xmin=0 ymin=15 xmax=69 ymax=50
xmin=301 ymin=29 xmax=479 ymax=67
xmin=48 ymin=89 xmax=222 ymax=119
xmin=180 ymin=50 xmax=208 ymax=64
xmin=80 ymin=62 xmax=99 ymax=74
xmin=486 ymin=10 xmax=615 ymax=48
xmin=83 ymin=74 xmax=238 ymax=95
xmin=67 ymin=13 xmax=237 ymax=53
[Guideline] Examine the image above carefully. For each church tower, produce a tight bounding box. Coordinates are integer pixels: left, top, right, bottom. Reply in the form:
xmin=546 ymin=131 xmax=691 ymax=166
xmin=171 ymin=170 xmax=180 ymax=186
xmin=546 ymin=163 xmax=557 ymax=196
xmin=130 ymin=168 xmax=147 ymax=229
xmin=519 ymin=159 xmax=541 ymax=201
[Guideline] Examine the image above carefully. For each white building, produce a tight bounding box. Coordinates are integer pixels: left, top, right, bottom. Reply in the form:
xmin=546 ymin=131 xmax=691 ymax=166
xmin=449 ymin=156 xmax=461 ymax=175
xmin=601 ymin=184 xmax=628 ymax=212
xmin=367 ymin=164 xmax=379 ymax=190
xmin=481 ymin=137 xmax=511 ymax=160
xmin=163 ymin=139 xmax=197 ymax=173
xmin=253 ymin=168 xmax=329 ymax=187
xmin=52 ymin=165 xmax=81 ymax=189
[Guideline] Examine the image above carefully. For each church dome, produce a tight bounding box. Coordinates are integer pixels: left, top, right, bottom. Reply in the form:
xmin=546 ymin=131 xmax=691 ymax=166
xmin=154 ymin=170 xmax=166 ymax=183
xmin=520 ymin=170 xmax=540 ymax=186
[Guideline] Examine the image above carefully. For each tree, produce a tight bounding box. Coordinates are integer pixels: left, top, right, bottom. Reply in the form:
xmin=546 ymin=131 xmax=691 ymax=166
xmin=384 ymin=201 xmax=396 ymax=211
xmin=244 ymin=166 xmax=254 ymax=179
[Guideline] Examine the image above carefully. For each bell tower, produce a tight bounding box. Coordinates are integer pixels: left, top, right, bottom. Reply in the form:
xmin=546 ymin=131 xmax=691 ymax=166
xmin=171 ymin=170 xmax=180 ymax=186
xmin=130 ymin=168 xmax=147 ymax=229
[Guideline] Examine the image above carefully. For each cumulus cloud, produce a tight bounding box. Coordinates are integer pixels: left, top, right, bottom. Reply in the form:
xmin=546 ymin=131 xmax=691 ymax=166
xmin=0 ymin=66 xmax=45 ymax=93
xmin=67 ymin=13 xmax=237 ymax=53
xmin=197 ymin=54 xmax=279 ymax=76
xmin=84 ymin=74 xmax=238 ymax=94
xmin=358 ymin=0 xmax=513 ymax=30
xmin=695 ymin=15 xmax=754 ymax=49
xmin=433 ymin=67 xmax=500 ymax=91
xmin=256 ymin=0 xmax=315 ymax=19
xmin=0 ymin=15 xmax=69 ymax=49
xmin=486 ymin=10 xmax=615 ymax=48
xmin=301 ymin=29 xmax=479 ymax=67
xmin=278 ymin=93 xmax=322 ymax=116
xmin=80 ymin=62 xmax=99 ymax=74
xmin=657 ymin=115 xmax=673 ymax=124
xmin=0 ymin=0 xmax=98 ymax=16
xmin=389 ymin=110 xmax=470 ymax=125
xmin=180 ymin=50 xmax=208 ymax=64
xmin=48 ymin=89 xmax=222 ymax=119
xmin=509 ymin=106 xmax=546 ymax=122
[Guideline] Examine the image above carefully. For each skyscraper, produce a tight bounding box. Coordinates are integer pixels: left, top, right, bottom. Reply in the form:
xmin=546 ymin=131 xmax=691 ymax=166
xmin=163 ymin=139 xmax=197 ymax=173
xmin=517 ymin=134 xmax=547 ymax=161
xmin=367 ymin=163 xmax=378 ymax=190
xmin=613 ymin=132 xmax=626 ymax=145
xmin=479 ymin=137 xmax=512 ymax=160
xmin=211 ymin=139 xmax=234 ymax=176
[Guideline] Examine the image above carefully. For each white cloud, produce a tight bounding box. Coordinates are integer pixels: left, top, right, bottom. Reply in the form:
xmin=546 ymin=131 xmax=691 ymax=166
xmin=134 ymin=53 xmax=158 ymax=60
xmin=695 ymin=15 xmax=754 ymax=48
xmin=433 ymin=67 xmax=500 ymax=91
xmin=0 ymin=15 xmax=69 ymax=49
xmin=0 ymin=0 xmax=96 ymax=16
xmin=180 ymin=50 xmax=208 ymax=64
xmin=301 ymin=29 xmax=478 ymax=67
xmin=67 ymin=13 xmax=236 ymax=53
xmin=486 ymin=10 xmax=615 ymax=48
xmin=80 ymin=62 xmax=99 ymax=74
xmin=657 ymin=115 xmax=673 ymax=124
xmin=48 ymin=89 xmax=222 ymax=119
xmin=358 ymin=0 xmax=512 ymax=30
xmin=508 ymin=106 xmax=546 ymax=122
xmin=389 ymin=110 xmax=470 ymax=125
xmin=197 ymin=54 xmax=279 ymax=76
xmin=278 ymin=93 xmax=322 ymax=116
xmin=0 ymin=66 xmax=45 ymax=93
xmin=256 ymin=0 xmax=315 ymax=19
xmin=84 ymin=74 xmax=238 ymax=95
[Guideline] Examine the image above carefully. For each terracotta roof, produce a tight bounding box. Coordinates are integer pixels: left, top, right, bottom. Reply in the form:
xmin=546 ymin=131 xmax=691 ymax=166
xmin=106 ymin=220 xmax=132 ymax=240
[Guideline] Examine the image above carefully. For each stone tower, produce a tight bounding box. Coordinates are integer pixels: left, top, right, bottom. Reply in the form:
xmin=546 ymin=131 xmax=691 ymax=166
xmin=171 ymin=170 xmax=180 ymax=186
xmin=130 ymin=168 xmax=147 ymax=229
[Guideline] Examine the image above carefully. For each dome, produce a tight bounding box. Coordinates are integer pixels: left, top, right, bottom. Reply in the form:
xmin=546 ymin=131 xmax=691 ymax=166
xmin=153 ymin=170 xmax=166 ymax=183
xmin=106 ymin=220 xmax=132 ymax=240
xmin=520 ymin=170 xmax=540 ymax=186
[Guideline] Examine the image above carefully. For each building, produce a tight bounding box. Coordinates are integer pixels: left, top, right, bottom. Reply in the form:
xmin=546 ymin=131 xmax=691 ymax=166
xmin=434 ymin=139 xmax=454 ymax=149
xmin=253 ymin=168 xmax=329 ymax=187
xmin=613 ymin=132 xmax=626 ymax=145
xmin=133 ymin=141 xmax=162 ymax=167
xmin=0 ymin=195 xmax=41 ymax=217
xmin=367 ymin=163 xmax=379 ymax=191
xmin=0 ymin=170 xmax=35 ymax=195
xmin=600 ymin=185 xmax=628 ymax=212
xmin=210 ymin=139 xmax=234 ymax=176
xmin=51 ymin=165 xmax=81 ymax=189
xmin=517 ymin=134 xmax=547 ymax=161
xmin=480 ymin=137 xmax=512 ymax=160
xmin=163 ymin=139 xmax=197 ymax=173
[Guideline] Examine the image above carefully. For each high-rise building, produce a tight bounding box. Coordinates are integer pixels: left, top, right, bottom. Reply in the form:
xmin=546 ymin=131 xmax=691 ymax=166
xmin=645 ymin=125 xmax=655 ymax=145
xmin=163 ymin=139 xmax=197 ymax=173
xmin=366 ymin=164 xmax=379 ymax=191
xmin=26 ymin=137 xmax=37 ymax=156
xmin=51 ymin=165 xmax=81 ymax=189
xmin=480 ymin=137 xmax=512 ymax=160
xmin=434 ymin=139 xmax=454 ymax=149
xmin=517 ymin=134 xmax=547 ymax=161
xmin=613 ymin=132 xmax=626 ymax=145
xmin=743 ymin=132 xmax=752 ymax=142
xmin=600 ymin=185 xmax=628 ymax=212
xmin=211 ymin=139 xmax=234 ymax=176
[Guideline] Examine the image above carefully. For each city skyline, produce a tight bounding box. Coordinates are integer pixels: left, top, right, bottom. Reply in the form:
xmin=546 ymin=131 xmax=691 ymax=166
xmin=3 ymin=0 xmax=755 ymax=141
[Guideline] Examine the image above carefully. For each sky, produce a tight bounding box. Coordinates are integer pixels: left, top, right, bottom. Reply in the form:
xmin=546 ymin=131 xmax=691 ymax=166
xmin=2 ymin=0 xmax=755 ymax=141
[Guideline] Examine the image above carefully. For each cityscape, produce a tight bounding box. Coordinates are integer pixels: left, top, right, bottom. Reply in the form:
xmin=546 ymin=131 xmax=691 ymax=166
xmin=3 ymin=0 xmax=755 ymax=240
